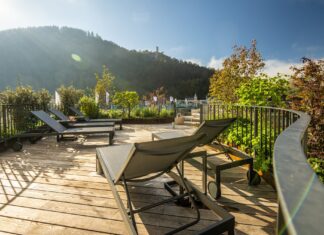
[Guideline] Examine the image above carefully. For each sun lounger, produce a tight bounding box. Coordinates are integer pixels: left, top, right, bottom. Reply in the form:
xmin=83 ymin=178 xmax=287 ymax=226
xmin=31 ymin=110 xmax=115 ymax=145
xmin=152 ymin=118 xmax=260 ymax=199
xmin=48 ymin=108 xmax=115 ymax=128
xmin=69 ymin=106 xmax=123 ymax=130
xmin=96 ymin=133 xmax=235 ymax=234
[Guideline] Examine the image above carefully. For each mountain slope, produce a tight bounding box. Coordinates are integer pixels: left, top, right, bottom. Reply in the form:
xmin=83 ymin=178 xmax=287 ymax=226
xmin=0 ymin=26 xmax=213 ymax=98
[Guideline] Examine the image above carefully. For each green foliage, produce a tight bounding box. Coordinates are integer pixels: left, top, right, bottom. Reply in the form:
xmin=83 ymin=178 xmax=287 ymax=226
xmin=290 ymin=58 xmax=324 ymax=159
xmin=221 ymin=118 xmax=275 ymax=172
xmin=236 ymin=75 xmax=289 ymax=107
xmin=36 ymin=89 xmax=52 ymax=109
xmin=79 ymin=96 xmax=99 ymax=118
xmin=0 ymin=86 xmax=52 ymax=131
xmin=308 ymin=158 xmax=324 ymax=183
xmin=99 ymin=109 xmax=123 ymax=119
xmin=141 ymin=107 xmax=159 ymax=118
xmin=0 ymin=86 xmax=51 ymax=107
xmin=113 ymin=91 xmax=139 ymax=118
xmin=95 ymin=65 xmax=115 ymax=106
xmin=57 ymin=85 xmax=84 ymax=114
xmin=209 ymin=40 xmax=265 ymax=103
xmin=0 ymin=26 xmax=213 ymax=98
xmin=159 ymin=108 xmax=174 ymax=118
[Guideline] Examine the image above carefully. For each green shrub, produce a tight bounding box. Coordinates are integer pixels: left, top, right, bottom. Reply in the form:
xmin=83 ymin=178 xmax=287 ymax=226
xmin=79 ymin=96 xmax=99 ymax=118
xmin=131 ymin=107 xmax=142 ymax=118
xmin=0 ymin=86 xmax=52 ymax=132
xmin=57 ymin=85 xmax=84 ymax=114
xmin=308 ymin=158 xmax=324 ymax=183
xmin=99 ymin=109 xmax=123 ymax=119
xmin=221 ymin=118 xmax=275 ymax=172
xmin=236 ymin=75 xmax=289 ymax=107
xmin=142 ymin=107 xmax=159 ymax=118
xmin=159 ymin=108 xmax=173 ymax=118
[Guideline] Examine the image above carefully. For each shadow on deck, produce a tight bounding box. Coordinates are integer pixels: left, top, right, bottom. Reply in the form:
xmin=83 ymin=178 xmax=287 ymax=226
xmin=0 ymin=124 xmax=277 ymax=234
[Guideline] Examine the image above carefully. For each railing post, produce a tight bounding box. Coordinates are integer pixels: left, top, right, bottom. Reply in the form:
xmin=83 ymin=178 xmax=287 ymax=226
xmin=254 ymin=108 xmax=258 ymax=138
xmin=2 ymin=105 xmax=7 ymax=139
xmin=200 ymin=104 xmax=203 ymax=123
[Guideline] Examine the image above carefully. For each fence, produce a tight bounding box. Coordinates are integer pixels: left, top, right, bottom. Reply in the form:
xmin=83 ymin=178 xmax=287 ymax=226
xmin=201 ymin=103 xmax=323 ymax=235
xmin=0 ymin=104 xmax=47 ymax=143
xmin=200 ymin=103 xmax=300 ymax=171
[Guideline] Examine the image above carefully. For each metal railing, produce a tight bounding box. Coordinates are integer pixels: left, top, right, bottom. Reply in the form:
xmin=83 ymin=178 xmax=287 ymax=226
xmin=201 ymin=103 xmax=323 ymax=234
xmin=200 ymin=103 xmax=300 ymax=171
xmin=0 ymin=104 xmax=46 ymax=143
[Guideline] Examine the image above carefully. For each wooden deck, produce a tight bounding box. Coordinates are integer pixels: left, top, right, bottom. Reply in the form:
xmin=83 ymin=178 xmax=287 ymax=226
xmin=0 ymin=124 xmax=277 ymax=234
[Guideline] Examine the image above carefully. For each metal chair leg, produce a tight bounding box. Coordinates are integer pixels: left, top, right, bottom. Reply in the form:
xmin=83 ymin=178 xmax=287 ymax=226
xmin=122 ymin=175 xmax=138 ymax=233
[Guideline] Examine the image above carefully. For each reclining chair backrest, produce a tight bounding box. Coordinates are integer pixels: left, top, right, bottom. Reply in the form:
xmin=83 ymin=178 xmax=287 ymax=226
xmin=49 ymin=108 xmax=69 ymax=121
xmin=69 ymin=107 xmax=90 ymax=121
xmin=115 ymin=133 xmax=205 ymax=182
xmin=193 ymin=118 xmax=236 ymax=146
xmin=31 ymin=110 xmax=67 ymax=133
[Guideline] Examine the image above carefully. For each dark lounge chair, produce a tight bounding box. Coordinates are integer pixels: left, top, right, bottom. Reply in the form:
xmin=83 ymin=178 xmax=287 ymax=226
xmin=96 ymin=133 xmax=235 ymax=235
xmin=152 ymin=118 xmax=260 ymax=199
xmin=69 ymin=106 xmax=123 ymax=130
xmin=31 ymin=110 xmax=115 ymax=145
xmin=48 ymin=108 xmax=115 ymax=128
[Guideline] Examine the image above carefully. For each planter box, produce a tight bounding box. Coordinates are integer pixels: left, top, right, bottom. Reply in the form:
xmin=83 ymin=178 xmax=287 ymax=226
xmin=121 ymin=117 xmax=173 ymax=124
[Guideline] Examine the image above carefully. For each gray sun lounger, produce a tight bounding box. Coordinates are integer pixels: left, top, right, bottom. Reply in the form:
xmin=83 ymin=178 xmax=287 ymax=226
xmin=96 ymin=133 xmax=235 ymax=235
xmin=49 ymin=108 xmax=115 ymax=128
xmin=152 ymin=118 xmax=259 ymax=199
xmin=32 ymin=110 xmax=115 ymax=145
xmin=69 ymin=106 xmax=123 ymax=130
xmin=152 ymin=118 xmax=237 ymax=146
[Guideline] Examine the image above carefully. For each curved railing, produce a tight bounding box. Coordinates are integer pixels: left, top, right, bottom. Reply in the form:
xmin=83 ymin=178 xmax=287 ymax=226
xmin=273 ymin=110 xmax=323 ymax=235
xmin=201 ymin=103 xmax=323 ymax=234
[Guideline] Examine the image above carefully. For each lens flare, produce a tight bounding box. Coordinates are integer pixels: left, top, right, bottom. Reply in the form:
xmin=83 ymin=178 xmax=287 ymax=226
xmin=71 ymin=53 xmax=82 ymax=62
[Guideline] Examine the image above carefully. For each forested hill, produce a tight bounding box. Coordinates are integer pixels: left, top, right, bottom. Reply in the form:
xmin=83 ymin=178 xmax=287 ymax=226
xmin=0 ymin=26 xmax=213 ymax=98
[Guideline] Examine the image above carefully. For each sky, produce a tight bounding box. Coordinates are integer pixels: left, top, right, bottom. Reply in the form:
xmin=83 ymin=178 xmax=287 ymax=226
xmin=1 ymin=0 xmax=324 ymax=75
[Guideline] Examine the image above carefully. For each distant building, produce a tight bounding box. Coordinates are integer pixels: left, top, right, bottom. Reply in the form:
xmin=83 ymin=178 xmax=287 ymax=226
xmin=155 ymin=46 xmax=159 ymax=59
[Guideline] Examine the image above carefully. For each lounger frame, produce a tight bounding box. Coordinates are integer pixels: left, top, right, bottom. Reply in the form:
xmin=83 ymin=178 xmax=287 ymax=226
xmin=96 ymin=134 xmax=235 ymax=234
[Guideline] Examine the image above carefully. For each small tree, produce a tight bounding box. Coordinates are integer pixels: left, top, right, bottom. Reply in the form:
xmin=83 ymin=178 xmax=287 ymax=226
xmin=236 ymin=75 xmax=289 ymax=107
xmin=95 ymin=65 xmax=115 ymax=106
xmin=209 ymin=40 xmax=265 ymax=103
xmin=290 ymin=58 xmax=324 ymax=159
xmin=113 ymin=91 xmax=139 ymax=118
xmin=57 ymin=85 xmax=84 ymax=114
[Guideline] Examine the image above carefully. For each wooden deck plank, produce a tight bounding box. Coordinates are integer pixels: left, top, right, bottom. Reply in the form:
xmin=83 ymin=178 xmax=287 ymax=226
xmin=0 ymin=124 xmax=277 ymax=234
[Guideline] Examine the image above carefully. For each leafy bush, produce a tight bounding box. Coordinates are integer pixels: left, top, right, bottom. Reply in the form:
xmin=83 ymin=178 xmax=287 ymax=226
xmin=99 ymin=109 xmax=123 ymax=118
xmin=0 ymin=86 xmax=52 ymax=131
xmin=159 ymin=108 xmax=174 ymax=118
xmin=141 ymin=107 xmax=159 ymax=118
xmin=308 ymin=158 xmax=324 ymax=183
xmin=79 ymin=96 xmax=99 ymax=118
xmin=236 ymin=75 xmax=289 ymax=107
xmin=57 ymin=85 xmax=84 ymax=114
xmin=221 ymin=118 xmax=275 ymax=172
xmin=131 ymin=107 xmax=142 ymax=118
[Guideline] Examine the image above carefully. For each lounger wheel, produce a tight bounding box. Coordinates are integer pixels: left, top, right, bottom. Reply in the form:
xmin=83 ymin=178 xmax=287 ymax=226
xmin=207 ymin=181 xmax=219 ymax=199
xmin=29 ymin=137 xmax=38 ymax=144
xmin=12 ymin=142 xmax=23 ymax=151
xmin=247 ymin=170 xmax=261 ymax=185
